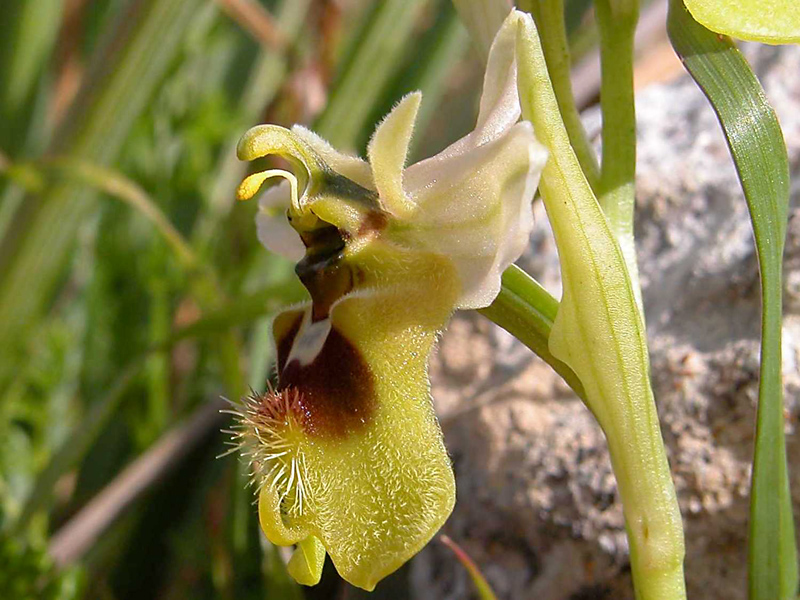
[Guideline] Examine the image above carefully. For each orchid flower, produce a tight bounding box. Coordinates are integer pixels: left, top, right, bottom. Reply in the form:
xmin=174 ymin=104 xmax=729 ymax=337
xmin=233 ymin=16 xmax=547 ymax=591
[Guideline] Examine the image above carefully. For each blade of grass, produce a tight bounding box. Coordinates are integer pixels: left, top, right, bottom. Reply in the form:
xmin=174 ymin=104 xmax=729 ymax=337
xmin=314 ymin=0 xmax=429 ymax=149
xmin=667 ymin=3 xmax=797 ymax=599
xmin=52 ymin=158 xmax=200 ymax=270
xmin=0 ymin=0 xmax=207 ymax=388
xmin=440 ymin=534 xmax=498 ymax=600
xmin=0 ymin=0 xmax=64 ymax=156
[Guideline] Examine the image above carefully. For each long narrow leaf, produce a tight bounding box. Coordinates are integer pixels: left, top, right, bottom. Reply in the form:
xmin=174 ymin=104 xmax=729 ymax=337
xmin=0 ymin=0 xmax=63 ymax=156
xmin=667 ymin=3 xmax=797 ymax=599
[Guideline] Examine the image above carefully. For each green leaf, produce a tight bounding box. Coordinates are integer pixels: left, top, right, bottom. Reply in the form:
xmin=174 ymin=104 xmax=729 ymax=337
xmin=683 ymin=0 xmax=800 ymax=44
xmin=667 ymin=3 xmax=798 ymax=599
xmin=514 ymin=11 xmax=686 ymax=599
xmin=0 ymin=0 xmax=209 ymax=389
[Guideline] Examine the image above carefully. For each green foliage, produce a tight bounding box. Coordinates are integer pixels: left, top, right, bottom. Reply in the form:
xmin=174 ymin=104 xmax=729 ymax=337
xmin=0 ymin=0 xmax=476 ymax=597
xmin=0 ymin=536 xmax=85 ymax=600
xmin=668 ymin=2 xmax=798 ymax=597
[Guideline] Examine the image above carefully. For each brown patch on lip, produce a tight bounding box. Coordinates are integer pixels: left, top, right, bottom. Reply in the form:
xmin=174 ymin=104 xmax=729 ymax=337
xmin=278 ymin=325 xmax=376 ymax=438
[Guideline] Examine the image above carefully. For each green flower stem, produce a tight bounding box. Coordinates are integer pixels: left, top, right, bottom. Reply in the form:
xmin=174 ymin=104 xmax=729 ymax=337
xmin=440 ymin=535 xmax=498 ymax=600
xmin=479 ymin=265 xmax=585 ymax=400
xmin=519 ymin=0 xmax=600 ymax=190
xmin=594 ymin=0 xmax=642 ymax=307
xmin=514 ymin=13 xmax=685 ymax=599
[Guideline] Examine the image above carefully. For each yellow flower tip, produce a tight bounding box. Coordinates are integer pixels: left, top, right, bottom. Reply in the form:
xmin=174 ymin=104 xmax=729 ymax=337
xmin=236 ymin=172 xmax=269 ymax=202
xmin=236 ymin=169 xmax=299 ymax=208
xmin=235 ymin=124 xmax=311 ymax=164
xmin=287 ymin=536 xmax=326 ymax=586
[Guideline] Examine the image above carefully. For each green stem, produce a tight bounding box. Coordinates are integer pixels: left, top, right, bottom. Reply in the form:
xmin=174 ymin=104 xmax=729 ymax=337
xmin=520 ymin=0 xmax=600 ymax=190
xmin=594 ymin=0 xmax=642 ymax=307
xmin=514 ymin=13 xmax=685 ymax=599
xmin=479 ymin=265 xmax=585 ymax=400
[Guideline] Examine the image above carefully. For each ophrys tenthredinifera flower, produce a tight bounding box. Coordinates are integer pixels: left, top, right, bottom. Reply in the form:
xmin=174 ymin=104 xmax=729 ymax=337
xmin=232 ymin=15 xmax=547 ymax=591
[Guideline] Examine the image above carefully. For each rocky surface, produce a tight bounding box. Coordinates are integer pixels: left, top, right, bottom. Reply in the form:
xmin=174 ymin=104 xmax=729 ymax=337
xmin=412 ymin=42 xmax=800 ymax=600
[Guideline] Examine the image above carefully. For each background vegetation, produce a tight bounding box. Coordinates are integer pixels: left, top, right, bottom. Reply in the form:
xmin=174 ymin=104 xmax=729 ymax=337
xmin=2 ymin=0 xmax=772 ymax=598
xmin=0 ymin=0 xmax=495 ymax=597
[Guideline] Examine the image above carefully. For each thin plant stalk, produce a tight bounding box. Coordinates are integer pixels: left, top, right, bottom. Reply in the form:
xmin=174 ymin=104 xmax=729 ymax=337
xmin=519 ymin=0 xmax=600 ymax=190
xmin=594 ymin=0 xmax=642 ymax=307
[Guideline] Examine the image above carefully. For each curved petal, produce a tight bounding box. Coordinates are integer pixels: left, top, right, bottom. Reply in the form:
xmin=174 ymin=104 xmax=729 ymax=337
xmin=404 ymin=11 xmax=520 ymax=181
xmin=395 ymin=122 xmax=547 ymax=309
xmin=473 ymin=11 xmax=522 ymax=143
xmin=367 ymin=92 xmax=421 ymax=217
xmin=255 ymin=181 xmax=306 ymax=261
xmin=390 ymin=12 xmax=546 ymax=309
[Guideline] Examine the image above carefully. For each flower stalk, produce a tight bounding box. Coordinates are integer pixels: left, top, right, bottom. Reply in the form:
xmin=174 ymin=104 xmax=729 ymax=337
xmin=594 ymin=0 xmax=642 ymax=307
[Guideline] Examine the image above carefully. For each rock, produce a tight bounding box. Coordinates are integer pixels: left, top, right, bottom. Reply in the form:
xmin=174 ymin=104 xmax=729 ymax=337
xmin=413 ymin=42 xmax=800 ymax=600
